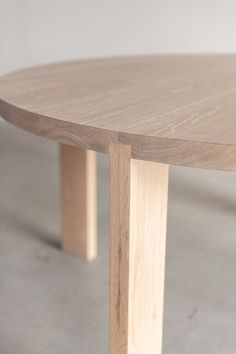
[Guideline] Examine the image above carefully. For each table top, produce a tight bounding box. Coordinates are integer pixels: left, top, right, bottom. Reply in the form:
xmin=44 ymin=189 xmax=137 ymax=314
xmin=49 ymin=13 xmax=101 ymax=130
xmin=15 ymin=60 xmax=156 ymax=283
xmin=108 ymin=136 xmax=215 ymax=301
xmin=0 ymin=55 xmax=236 ymax=171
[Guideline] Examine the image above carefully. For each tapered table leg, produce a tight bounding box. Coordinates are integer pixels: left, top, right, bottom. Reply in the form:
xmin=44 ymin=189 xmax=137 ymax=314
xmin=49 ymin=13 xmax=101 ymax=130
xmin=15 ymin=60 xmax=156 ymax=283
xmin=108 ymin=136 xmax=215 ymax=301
xmin=109 ymin=143 xmax=169 ymax=354
xmin=60 ymin=144 xmax=97 ymax=260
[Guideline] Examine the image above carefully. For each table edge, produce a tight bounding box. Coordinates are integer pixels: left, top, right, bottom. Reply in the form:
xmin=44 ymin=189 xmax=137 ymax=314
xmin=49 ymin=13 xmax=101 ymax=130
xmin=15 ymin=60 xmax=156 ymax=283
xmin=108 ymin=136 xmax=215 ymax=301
xmin=0 ymin=98 xmax=236 ymax=172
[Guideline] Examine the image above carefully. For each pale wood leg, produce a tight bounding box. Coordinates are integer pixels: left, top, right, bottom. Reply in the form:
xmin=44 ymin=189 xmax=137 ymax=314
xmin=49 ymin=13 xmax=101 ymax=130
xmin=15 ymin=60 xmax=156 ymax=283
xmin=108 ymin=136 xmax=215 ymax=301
xmin=109 ymin=143 xmax=169 ymax=354
xmin=60 ymin=144 xmax=97 ymax=260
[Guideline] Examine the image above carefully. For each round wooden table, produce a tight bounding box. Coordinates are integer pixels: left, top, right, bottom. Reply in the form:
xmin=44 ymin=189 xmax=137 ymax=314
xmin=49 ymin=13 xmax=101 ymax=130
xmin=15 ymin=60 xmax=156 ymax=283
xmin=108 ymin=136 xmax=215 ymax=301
xmin=0 ymin=55 xmax=235 ymax=354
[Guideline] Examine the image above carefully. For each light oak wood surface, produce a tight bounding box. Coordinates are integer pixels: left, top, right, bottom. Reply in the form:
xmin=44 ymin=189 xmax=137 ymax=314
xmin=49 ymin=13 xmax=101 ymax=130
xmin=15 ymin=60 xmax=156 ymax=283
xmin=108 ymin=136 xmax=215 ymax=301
xmin=60 ymin=144 xmax=97 ymax=260
xmin=109 ymin=143 xmax=169 ymax=354
xmin=0 ymin=56 xmax=233 ymax=353
xmin=1 ymin=55 xmax=236 ymax=170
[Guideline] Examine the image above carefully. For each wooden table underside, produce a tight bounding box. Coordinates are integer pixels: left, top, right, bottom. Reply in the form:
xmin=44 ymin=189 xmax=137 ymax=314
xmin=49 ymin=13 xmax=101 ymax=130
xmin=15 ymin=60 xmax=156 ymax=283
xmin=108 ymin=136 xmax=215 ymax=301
xmin=0 ymin=55 xmax=236 ymax=354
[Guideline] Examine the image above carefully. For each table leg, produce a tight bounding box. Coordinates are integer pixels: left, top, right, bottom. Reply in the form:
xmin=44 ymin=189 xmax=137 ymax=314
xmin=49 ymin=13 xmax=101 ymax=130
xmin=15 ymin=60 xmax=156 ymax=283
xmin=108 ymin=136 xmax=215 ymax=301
xmin=60 ymin=144 xmax=97 ymax=260
xmin=109 ymin=143 xmax=169 ymax=354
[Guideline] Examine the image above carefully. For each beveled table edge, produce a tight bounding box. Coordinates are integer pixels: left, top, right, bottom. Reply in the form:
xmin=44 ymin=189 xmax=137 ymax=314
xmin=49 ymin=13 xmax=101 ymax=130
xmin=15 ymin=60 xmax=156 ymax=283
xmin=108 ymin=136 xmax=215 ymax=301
xmin=1 ymin=98 xmax=236 ymax=172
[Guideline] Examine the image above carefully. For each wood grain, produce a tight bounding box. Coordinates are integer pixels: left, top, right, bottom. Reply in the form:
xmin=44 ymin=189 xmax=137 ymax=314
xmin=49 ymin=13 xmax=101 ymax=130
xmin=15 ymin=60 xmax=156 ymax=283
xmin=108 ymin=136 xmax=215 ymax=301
xmin=1 ymin=55 xmax=236 ymax=170
xmin=60 ymin=144 xmax=97 ymax=260
xmin=109 ymin=143 xmax=169 ymax=354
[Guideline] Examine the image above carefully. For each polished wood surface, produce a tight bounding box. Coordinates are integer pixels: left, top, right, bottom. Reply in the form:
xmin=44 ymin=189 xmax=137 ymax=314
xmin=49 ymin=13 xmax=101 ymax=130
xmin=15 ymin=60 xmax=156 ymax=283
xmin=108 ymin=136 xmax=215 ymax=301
xmin=1 ymin=55 xmax=236 ymax=170
xmin=109 ymin=143 xmax=169 ymax=354
xmin=60 ymin=144 xmax=97 ymax=260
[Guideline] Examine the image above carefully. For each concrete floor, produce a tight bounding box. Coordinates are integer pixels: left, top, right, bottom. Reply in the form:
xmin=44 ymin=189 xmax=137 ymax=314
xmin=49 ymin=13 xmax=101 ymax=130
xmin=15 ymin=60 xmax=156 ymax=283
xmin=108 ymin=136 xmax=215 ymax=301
xmin=0 ymin=120 xmax=236 ymax=354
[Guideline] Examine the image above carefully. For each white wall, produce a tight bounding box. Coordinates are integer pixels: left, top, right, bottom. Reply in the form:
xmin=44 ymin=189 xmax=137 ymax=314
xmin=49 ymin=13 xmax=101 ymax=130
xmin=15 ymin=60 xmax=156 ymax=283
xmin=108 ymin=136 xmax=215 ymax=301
xmin=1 ymin=0 xmax=236 ymax=75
